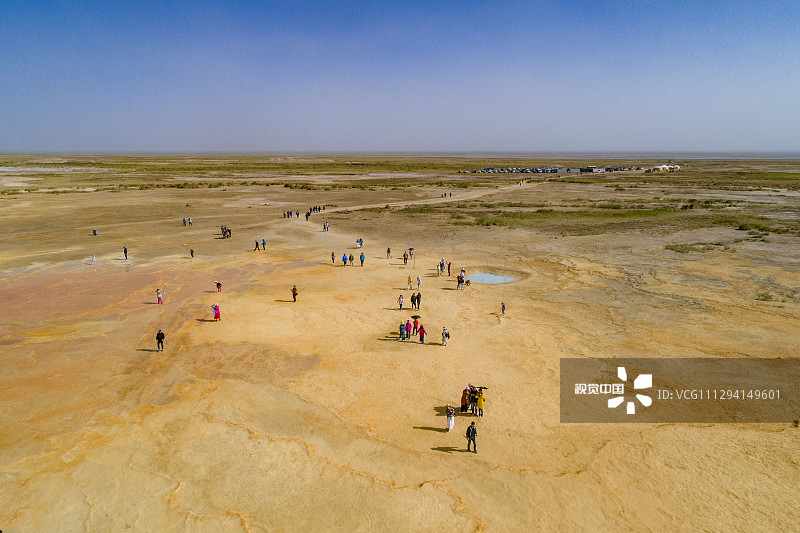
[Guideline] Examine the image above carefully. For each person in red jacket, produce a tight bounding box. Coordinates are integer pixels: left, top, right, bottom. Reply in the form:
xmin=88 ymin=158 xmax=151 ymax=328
xmin=418 ymin=324 xmax=427 ymax=344
xmin=460 ymin=387 xmax=469 ymax=413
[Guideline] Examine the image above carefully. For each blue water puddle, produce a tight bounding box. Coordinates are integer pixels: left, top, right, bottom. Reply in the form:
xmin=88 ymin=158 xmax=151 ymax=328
xmin=466 ymin=273 xmax=516 ymax=284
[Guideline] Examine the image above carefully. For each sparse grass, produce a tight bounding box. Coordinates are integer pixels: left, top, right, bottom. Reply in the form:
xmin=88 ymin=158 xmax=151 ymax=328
xmin=735 ymin=222 xmax=790 ymax=234
xmin=439 ymin=203 xmax=800 ymax=236
xmin=478 ymin=202 xmax=548 ymax=208
xmin=402 ymin=205 xmax=440 ymax=214
xmin=736 ymin=172 xmax=800 ymax=181
xmin=666 ymin=242 xmax=734 ymax=253
xmin=3 ymin=156 xmax=800 ymax=242
xmin=466 ymin=207 xmax=677 ymax=229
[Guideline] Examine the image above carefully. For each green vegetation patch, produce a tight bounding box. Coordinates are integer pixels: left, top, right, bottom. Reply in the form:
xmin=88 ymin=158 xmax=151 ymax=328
xmin=736 ymin=172 xmax=800 ymax=181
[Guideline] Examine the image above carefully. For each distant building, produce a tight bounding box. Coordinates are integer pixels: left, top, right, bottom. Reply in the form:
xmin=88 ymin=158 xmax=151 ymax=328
xmin=652 ymin=164 xmax=681 ymax=172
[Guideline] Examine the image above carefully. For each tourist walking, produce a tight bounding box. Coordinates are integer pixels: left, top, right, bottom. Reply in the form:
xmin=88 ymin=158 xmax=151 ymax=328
xmin=416 ymin=275 xmax=421 ymax=290
xmin=331 ymin=252 xmax=336 ymax=264
xmin=156 ymin=289 xmax=163 ymax=305
xmin=466 ymin=422 xmax=477 ymax=453
xmin=188 ymin=218 xmax=192 ymax=226
xmin=262 ymin=239 xmax=266 ymax=250
xmin=447 ymin=262 xmax=451 ymax=276
xmin=501 ymin=302 xmax=506 ymax=316
xmin=123 ymin=246 xmax=127 ymax=260
xmin=156 ymin=329 xmax=165 ymax=352
xmin=399 ymin=322 xmax=406 ymax=341
xmin=416 ymin=292 xmax=422 ymax=309
xmin=342 ymin=253 xmax=347 ymax=266
xmin=360 ymin=253 xmax=365 ymax=266
xmin=460 ymin=387 xmax=469 ymax=413
xmin=403 ymin=251 xmax=408 ymax=265
xmin=412 ymin=318 xmax=418 ymax=335
xmin=215 ymin=281 xmax=222 ymax=292
xmin=446 ymin=404 xmax=455 ymax=432
xmin=442 ymin=327 xmax=449 ymax=346
xmin=387 ymin=247 xmax=391 ymax=258
xmin=212 ymin=304 xmax=220 ymax=321
xmin=254 ymin=240 xmax=260 ymax=251
xmin=348 ymin=254 xmax=354 ymax=266
xmin=190 ymin=248 xmax=194 ymax=258
xmin=405 ymin=320 xmax=412 ymax=339
xmin=476 ymin=390 xmax=485 ymax=418
xmin=407 ymin=276 xmax=413 ymax=290
xmin=397 ymin=294 xmax=404 ymax=310
xmin=291 ymin=285 xmax=298 ymax=302
xmin=418 ymin=324 xmax=426 ymax=344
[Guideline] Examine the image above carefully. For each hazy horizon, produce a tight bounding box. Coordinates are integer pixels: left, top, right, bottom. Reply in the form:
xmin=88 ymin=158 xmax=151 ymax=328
xmin=5 ymin=151 xmax=800 ymax=161
xmin=2 ymin=1 xmax=799 ymax=153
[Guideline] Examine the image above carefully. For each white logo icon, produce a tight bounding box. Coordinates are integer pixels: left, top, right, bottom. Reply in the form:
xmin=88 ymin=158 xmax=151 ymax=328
xmin=608 ymin=367 xmax=652 ymax=414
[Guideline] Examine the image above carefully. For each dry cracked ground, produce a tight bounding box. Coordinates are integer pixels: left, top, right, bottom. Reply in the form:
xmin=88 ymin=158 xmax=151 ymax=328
xmin=2 ymin=157 xmax=799 ymax=531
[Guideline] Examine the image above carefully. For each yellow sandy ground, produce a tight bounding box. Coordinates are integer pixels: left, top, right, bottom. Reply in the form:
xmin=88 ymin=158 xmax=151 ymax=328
xmin=1 ymin=181 xmax=799 ymax=531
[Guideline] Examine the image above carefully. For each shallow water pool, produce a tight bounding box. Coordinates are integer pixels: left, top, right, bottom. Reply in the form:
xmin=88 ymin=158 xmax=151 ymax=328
xmin=466 ymin=273 xmax=516 ymax=284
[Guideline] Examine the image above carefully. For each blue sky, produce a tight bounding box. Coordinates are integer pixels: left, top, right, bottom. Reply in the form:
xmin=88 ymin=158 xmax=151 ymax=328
xmin=1 ymin=1 xmax=798 ymax=152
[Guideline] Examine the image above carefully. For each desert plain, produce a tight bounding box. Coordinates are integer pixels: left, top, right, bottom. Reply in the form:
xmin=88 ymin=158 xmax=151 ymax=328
xmin=1 ymin=155 xmax=799 ymax=531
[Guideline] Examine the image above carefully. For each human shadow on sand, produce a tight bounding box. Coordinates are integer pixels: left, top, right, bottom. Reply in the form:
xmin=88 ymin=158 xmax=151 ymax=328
xmin=196 ymin=318 xmax=217 ymax=322
xmin=274 ymin=299 xmax=294 ymax=303
xmin=431 ymin=446 xmax=471 ymax=454
xmin=414 ymin=426 xmax=448 ymax=433
xmin=136 ymin=348 xmax=158 ymax=352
